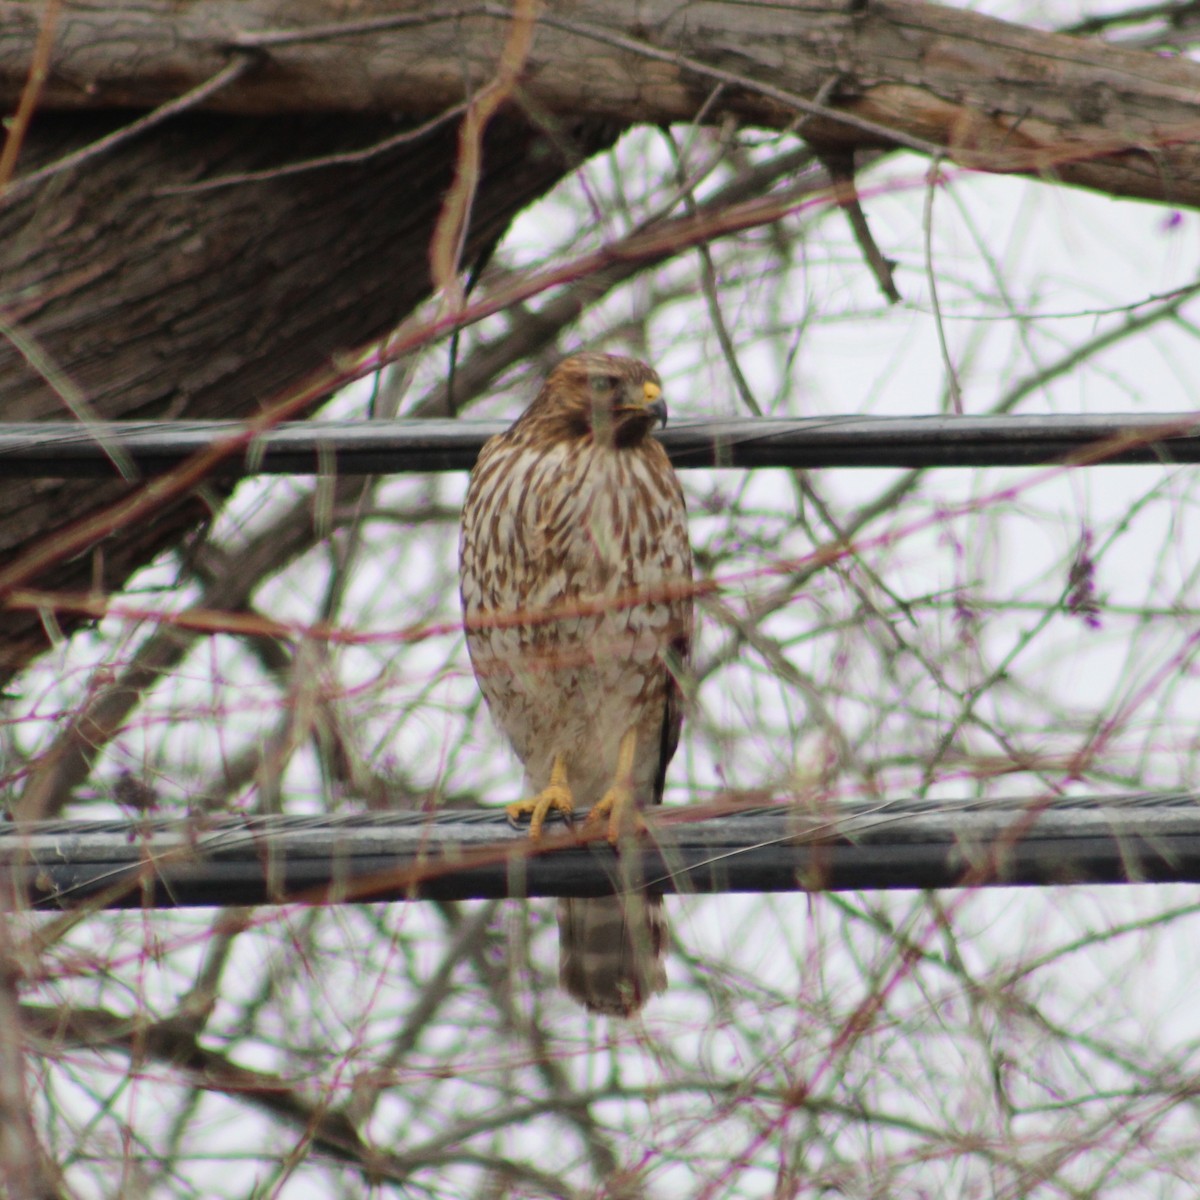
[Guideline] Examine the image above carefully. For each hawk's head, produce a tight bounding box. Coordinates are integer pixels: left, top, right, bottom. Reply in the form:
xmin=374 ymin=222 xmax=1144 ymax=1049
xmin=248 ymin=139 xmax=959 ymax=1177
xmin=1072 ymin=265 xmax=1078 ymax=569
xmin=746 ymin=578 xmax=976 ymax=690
xmin=521 ymin=353 xmax=668 ymax=449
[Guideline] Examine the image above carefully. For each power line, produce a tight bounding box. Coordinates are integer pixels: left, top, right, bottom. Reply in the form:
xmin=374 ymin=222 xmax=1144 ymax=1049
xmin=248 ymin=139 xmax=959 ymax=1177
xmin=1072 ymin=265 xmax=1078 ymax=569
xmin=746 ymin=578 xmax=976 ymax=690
xmin=0 ymin=414 xmax=1197 ymax=477
xmin=9 ymin=793 xmax=1200 ymax=910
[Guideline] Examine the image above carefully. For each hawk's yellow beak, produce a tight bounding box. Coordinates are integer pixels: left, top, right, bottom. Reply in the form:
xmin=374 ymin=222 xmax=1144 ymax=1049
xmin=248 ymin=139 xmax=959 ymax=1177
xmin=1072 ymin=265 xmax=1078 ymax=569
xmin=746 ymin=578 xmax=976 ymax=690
xmin=643 ymin=382 xmax=667 ymax=427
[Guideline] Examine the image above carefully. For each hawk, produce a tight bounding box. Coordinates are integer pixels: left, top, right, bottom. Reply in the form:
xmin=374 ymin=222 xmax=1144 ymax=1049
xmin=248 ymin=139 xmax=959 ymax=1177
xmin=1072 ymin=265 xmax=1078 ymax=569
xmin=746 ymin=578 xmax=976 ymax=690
xmin=459 ymin=353 xmax=694 ymax=1017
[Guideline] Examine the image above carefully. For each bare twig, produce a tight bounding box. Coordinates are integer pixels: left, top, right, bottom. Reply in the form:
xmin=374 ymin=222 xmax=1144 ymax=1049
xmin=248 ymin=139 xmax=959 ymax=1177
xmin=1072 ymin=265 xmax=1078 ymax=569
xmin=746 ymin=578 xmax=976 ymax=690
xmin=0 ymin=0 xmax=61 ymax=194
xmin=1 ymin=53 xmax=258 ymax=203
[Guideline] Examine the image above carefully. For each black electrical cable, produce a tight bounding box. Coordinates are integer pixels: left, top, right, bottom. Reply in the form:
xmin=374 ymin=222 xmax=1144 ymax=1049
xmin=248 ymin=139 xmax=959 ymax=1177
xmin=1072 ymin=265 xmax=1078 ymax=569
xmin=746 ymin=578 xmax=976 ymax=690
xmin=8 ymin=793 xmax=1200 ymax=911
xmin=0 ymin=413 xmax=1196 ymax=477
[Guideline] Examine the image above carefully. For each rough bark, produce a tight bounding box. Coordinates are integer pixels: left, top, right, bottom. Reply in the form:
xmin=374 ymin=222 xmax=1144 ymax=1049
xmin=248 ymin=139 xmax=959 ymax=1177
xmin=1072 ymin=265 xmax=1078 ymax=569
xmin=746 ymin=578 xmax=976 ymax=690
xmin=2 ymin=1 xmax=1199 ymax=206
xmin=0 ymin=109 xmax=620 ymax=677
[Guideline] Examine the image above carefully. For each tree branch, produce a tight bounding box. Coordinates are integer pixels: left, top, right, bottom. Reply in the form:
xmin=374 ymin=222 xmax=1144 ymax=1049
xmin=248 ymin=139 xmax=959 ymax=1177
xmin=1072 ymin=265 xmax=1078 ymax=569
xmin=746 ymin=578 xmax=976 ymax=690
xmin=3 ymin=1 xmax=1200 ymax=205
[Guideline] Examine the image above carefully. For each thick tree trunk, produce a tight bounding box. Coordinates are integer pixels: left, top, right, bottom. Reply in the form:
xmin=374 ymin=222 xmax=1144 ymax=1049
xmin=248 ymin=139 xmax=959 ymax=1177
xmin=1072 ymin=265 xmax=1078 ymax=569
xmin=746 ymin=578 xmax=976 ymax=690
xmin=0 ymin=110 xmax=620 ymax=676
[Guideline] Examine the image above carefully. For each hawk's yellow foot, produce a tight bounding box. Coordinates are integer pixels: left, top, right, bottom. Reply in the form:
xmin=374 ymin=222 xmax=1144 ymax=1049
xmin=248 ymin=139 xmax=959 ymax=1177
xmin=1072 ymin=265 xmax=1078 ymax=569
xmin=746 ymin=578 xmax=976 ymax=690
xmin=582 ymin=782 xmax=646 ymax=845
xmin=507 ymin=754 xmax=573 ymax=839
xmin=582 ymin=728 xmax=645 ymax=845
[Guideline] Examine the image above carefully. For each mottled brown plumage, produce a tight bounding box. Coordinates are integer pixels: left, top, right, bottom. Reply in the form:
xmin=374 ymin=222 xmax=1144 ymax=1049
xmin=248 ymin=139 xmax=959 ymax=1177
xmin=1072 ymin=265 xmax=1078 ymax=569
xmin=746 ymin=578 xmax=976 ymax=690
xmin=459 ymin=353 xmax=693 ymax=1016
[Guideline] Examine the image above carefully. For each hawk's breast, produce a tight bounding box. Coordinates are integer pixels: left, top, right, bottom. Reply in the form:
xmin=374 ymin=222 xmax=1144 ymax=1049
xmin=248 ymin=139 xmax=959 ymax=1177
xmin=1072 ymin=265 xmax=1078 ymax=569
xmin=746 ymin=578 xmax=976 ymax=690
xmin=460 ymin=431 xmax=692 ymax=803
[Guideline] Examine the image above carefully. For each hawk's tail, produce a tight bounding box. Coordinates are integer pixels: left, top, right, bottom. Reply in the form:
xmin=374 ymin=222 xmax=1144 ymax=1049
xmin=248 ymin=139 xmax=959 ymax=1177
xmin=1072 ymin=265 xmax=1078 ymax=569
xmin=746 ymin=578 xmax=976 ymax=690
xmin=557 ymin=895 xmax=667 ymax=1017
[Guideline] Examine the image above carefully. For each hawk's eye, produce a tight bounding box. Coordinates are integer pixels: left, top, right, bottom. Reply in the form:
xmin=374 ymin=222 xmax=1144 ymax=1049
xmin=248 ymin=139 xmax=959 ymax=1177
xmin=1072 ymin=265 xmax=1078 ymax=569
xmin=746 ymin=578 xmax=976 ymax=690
xmin=590 ymin=374 xmax=621 ymax=396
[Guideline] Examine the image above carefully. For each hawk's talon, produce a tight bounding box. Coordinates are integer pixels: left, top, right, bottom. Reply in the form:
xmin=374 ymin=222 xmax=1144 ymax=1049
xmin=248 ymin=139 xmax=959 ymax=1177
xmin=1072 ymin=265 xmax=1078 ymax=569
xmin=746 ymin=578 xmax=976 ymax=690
xmin=506 ymin=784 xmax=574 ymax=840
xmin=583 ymin=785 xmax=644 ymax=846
